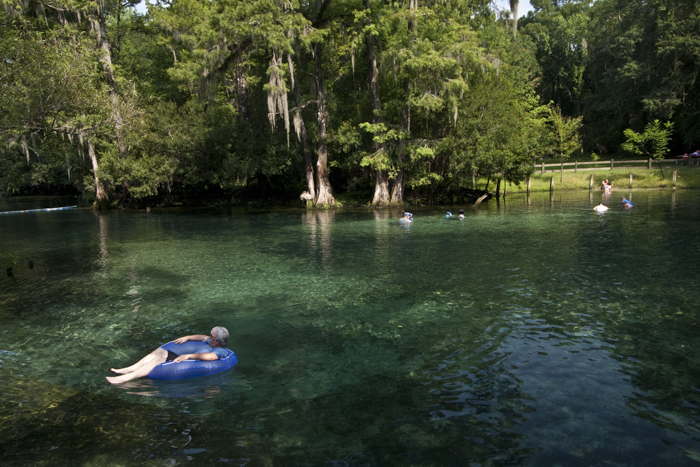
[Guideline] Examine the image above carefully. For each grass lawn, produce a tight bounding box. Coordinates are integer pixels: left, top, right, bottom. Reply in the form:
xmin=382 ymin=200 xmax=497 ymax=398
xmin=334 ymin=163 xmax=700 ymax=206
xmin=497 ymin=166 xmax=700 ymax=193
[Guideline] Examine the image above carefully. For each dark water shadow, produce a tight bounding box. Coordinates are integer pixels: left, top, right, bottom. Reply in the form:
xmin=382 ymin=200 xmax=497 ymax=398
xmin=115 ymin=372 xmax=236 ymax=399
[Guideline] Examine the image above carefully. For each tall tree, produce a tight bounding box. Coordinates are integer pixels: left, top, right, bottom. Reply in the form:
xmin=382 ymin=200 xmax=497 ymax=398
xmin=299 ymin=0 xmax=336 ymax=206
xmin=312 ymin=40 xmax=336 ymax=206
xmin=363 ymin=0 xmax=390 ymax=207
xmin=290 ymin=39 xmax=316 ymax=202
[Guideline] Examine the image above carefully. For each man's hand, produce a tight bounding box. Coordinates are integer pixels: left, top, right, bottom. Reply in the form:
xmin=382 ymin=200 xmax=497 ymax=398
xmin=172 ymin=334 xmax=208 ymax=344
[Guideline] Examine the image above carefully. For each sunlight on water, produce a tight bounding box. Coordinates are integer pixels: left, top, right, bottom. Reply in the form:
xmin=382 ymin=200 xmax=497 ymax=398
xmin=1 ymin=190 xmax=700 ymax=465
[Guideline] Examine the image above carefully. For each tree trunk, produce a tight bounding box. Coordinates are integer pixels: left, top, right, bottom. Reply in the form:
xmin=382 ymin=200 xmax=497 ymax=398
xmin=372 ymin=170 xmax=390 ymax=206
xmin=96 ymin=13 xmax=115 ymax=89
xmin=390 ymin=2 xmax=415 ymax=206
xmin=389 ymin=98 xmax=409 ymax=206
xmin=365 ymin=0 xmax=389 ymax=207
xmin=234 ymin=49 xmax=250 ymax=124
xmin=291 ymin=45 xmax=315 ymax=199
xmin=313 ymin=43 xmax=335 ymax=207
xmin=95 ymin=8 xmax=127 ymax=155
xmin=88 ymin=139 xmax=108 ymax=209
xmin=658 ymin=159 xmax=665 ymax=179
xmin=389 ymin=148 xmax=405 ymax=205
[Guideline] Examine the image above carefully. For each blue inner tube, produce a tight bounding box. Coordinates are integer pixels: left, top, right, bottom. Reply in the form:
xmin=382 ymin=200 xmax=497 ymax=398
xmin=147 ymin=340 xmax=238 ymax=380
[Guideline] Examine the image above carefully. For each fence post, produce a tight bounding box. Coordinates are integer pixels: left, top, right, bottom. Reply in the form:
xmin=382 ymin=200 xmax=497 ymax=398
xmin=673 ymin=169 xmax=677 ymax=188
xmin=629 ymin=172 xmax=633 ymax=188
xmin=589 ymin=173 xmax=594 ymax=190
xmin=527 ymin=177 xmax=531 ymax=194
xmin=575 ymin=161 xmax=578 ymax=173
xmin=648 ymin=158 xmax=652 ymax=170
xmin=550 ymin=177 xmax=554 ymax=192
xmin=560 ymin=162 xmax=564 ymax=182
xmin=541 ymin=161 xmax=545 ymax=174
xmin=611 ymin=158 xmax=614 ymax=169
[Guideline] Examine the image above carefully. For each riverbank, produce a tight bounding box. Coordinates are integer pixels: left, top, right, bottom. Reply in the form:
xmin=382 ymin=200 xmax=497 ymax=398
xmin=3 ymin=168 xmax=699 ymax=210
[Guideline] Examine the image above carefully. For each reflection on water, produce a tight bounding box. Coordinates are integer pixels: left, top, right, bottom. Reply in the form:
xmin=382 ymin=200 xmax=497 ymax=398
xmin=97 ymin=213 xmax=109 ymax=271
xmin=2 ymin=191 xmax=700 ymax=465
xmin=303 ymin=209 xmax=336 ymax=271
xmin=120 ymin=373 xmax=229 ymax=399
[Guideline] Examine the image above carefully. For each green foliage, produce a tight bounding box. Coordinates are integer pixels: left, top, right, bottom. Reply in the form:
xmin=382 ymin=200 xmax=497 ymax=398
xmin=441 ymin=21 xmax=546 ymax=191
xmin=622 ymin=120 xmax=674 ymax=160
xmin=582 ymin=0 xmax=700 ymax=152
xmin=520 ymin=0 xmax=590 ymax=116
xmin=5 ymin=0 xmax=698 ymax=205
xmin=547 ymin=105 xmax=582 ymax=161
xmin=0 ymin=14 xmax=111 ymax=194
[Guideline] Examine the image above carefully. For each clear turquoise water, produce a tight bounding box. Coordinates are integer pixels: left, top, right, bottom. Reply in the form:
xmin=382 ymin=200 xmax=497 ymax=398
xmin=1 ymin=190 xmax=700 ymax=466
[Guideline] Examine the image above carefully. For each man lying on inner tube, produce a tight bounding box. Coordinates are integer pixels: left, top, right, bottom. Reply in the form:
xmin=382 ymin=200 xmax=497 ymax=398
xmin=106 ymin=326 xmax=229 ymax=384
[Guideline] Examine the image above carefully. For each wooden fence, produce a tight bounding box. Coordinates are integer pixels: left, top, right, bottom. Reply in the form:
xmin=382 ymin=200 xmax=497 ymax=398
xmin=537 ymin=157 xmax=699 ymax=174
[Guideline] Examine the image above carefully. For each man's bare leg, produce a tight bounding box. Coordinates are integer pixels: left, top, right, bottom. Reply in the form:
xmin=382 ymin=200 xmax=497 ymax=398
xmin=106 ymin=356 xmax=166 ymax=384
xmin=110 ymin=348 xmax=168 ymax=375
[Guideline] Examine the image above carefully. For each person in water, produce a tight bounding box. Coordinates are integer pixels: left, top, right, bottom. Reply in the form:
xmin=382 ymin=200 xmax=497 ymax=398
xmin=402 ymin=211 xmax=413 ymax=221
xmin=458 ymin=209 xmax=465 ymax=219
xmin=621 ymin=196 xmax=633 ymax=208
xmin=594 ymin=203 xmax=609 ymax=212
xmin=106 ymin=326 xmax=229 ymax=384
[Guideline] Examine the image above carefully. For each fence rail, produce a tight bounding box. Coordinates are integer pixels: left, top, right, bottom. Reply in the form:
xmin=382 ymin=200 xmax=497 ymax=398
xmin=538 ymin=157 xmax=699 ymax=174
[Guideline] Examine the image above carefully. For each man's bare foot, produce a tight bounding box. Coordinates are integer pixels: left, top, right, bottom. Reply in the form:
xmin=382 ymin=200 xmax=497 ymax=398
xmin=106 ymin=376 xmax=125 ymax=384
xmin=111 ymin=368 xmax=128 ymax=374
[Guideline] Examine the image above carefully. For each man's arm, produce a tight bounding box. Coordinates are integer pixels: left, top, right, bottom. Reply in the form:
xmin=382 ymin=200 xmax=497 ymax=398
xmin=172 ymin=334 xmax=209 ymax=344
xmin=173 ymin=352 xmax=218 ymax=363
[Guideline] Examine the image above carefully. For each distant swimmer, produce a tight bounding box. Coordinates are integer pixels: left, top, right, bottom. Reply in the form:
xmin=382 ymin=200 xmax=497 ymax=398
xmin=594 ymin=203 xmax=609 ymax=212
xmin=400 ymin=211 xmax=413 ymax=223
xmin=621 ymin=196 xmax=633 ymax=208
xmin=446 ymin=209 xmax=465 ymax=219
xmin=601 ymin=179 xmax=614 ymax=193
